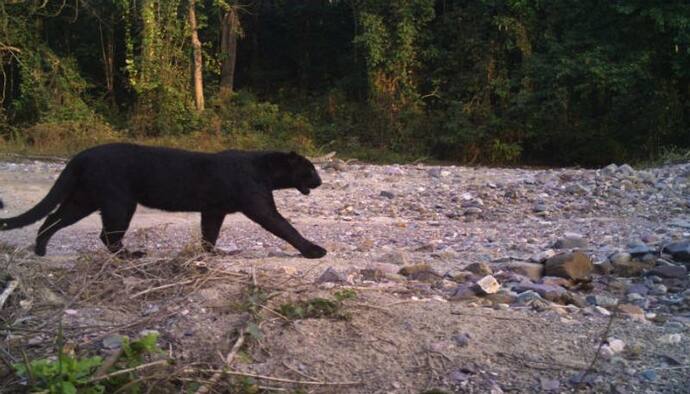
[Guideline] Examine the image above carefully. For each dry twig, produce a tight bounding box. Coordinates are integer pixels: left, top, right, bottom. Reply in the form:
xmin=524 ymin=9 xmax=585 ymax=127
xmin=85 ymin=359 xmax=169 ymax=383
xmin=188 ymin=368 xmax=361 ymax=386
xmin=194 ymin=329 xmax=246 ymax=394
xmin=0 ymin=279 xmax=18 ymax=309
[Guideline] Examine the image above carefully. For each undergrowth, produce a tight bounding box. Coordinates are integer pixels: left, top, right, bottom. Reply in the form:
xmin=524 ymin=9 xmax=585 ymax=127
xmin=13 ymin=330 xmax=164 ymax=393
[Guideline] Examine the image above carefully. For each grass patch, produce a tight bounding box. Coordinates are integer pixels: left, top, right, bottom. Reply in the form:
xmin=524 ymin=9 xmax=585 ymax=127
xmin=278 ymin=290 xmax=357 ymax=321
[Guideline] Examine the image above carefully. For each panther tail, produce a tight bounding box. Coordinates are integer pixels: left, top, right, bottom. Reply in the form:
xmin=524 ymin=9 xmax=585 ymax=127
xmin=0 ymin=162 xmax=78 ymax=230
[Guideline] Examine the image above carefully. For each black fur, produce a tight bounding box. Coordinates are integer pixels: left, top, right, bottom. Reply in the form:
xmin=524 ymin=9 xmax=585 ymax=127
xmin=0 ymin=143 xmax=327 ymax=258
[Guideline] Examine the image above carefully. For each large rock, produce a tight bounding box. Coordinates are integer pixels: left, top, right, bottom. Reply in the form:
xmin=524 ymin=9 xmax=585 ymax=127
xmin=662 ymin=241 xmax=690 ymax=262
xmin=501 ymin=261 xmax=544 ymax=281
xmin=647 ymin=265 xmax=688 ymax=279
xmin=544 ymin=252 xmax=593 ymax=280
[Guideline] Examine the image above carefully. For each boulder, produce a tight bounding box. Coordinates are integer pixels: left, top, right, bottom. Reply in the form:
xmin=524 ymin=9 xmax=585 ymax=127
xmin=544 ymin=252 xmax=593 ymax=280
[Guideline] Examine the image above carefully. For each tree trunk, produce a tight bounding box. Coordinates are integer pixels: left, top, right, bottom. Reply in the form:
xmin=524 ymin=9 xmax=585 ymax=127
xmin=99 ymin=21 xmax=115 ymax=102
xmin=188 ymin=0 xmax=205 ymax=111
xmin=219 ymin=6 xmax=239 ymax=95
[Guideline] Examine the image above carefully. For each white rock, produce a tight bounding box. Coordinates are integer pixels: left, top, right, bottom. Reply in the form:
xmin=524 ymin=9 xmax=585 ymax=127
xmin=607 ymin=338 xmax=625 ymax=353
xmin=476 ymin=275 xmax=501 ymax=295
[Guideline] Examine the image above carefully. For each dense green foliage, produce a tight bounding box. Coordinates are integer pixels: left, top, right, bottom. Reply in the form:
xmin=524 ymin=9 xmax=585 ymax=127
xmin=1 ymin=0 xmax=688 ymax=165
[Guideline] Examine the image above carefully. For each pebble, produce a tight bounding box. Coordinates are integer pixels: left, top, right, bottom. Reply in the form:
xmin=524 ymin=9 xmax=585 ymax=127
xmin=586 ymin=295 xmax=619 ymax=307
xmin=657 ymin=333 xmax=682 ymax=344
xmin=316 ymin=267 xmax=347 ymax=284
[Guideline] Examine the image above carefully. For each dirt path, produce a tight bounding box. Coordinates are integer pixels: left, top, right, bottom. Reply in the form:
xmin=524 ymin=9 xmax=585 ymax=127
xmin=1 ymin=158 xmax=689 ymax=393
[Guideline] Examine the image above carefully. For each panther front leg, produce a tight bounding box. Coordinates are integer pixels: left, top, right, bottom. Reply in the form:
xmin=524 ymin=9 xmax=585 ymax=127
xmin=241 ymin=198 xmax=326 ymax=259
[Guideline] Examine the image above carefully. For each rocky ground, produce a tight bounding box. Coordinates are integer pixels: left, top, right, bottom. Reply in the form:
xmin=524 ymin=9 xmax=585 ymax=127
xmin=0 ymin=157 xmax=689 ymax=393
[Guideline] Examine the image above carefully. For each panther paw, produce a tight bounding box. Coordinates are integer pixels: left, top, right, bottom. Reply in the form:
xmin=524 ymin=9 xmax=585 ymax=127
xmin=302 ymin=244 xmax=327 ymax=259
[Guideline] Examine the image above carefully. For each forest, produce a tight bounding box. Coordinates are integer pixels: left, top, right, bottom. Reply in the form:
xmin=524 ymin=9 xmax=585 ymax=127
xmin=0 ymin=0 xmax=688 ymax=165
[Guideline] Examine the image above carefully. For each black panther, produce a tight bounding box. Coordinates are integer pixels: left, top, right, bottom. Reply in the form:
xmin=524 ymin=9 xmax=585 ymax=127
xmin=0 ymin=143 xmax=327 ymax=258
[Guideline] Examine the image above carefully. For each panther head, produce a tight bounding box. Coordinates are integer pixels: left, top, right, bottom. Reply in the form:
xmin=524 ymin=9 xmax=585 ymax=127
xmin=287 ymin=152 xmax=322 ymax=195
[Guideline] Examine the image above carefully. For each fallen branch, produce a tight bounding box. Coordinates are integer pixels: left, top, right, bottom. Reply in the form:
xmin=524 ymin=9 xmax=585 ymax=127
xmin=188 ymin=368 xmax=361 ymax=386
xmin=130 ymin=279 xmax=195 ymax=299
xmin=194 ymin=329 xmax=246 ymax=394
xmin=0 ymin=279 xmax=18 ymax=309
xmin=86 ymin=359 xmax=169 ymax=383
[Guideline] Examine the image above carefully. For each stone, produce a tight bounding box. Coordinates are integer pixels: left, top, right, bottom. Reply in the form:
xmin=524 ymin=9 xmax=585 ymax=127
xmin=599 ymin=345 xmax=616 ymax=359
xmin=452 ymin=333 xmax=471 ymax=347
xmin=530 ymin=249 xmax=556 ymax=263
xmin=485 ymin=290 xmax=518 ymax=304
xmin=513 ymin=283 xmax=566 ymax=303
xmin=609 ymin=252 xmax=632 ymax=265
xmin=515 ymin=290 xmax=543 ymax=305
xmin=379 ymin=251 xmax=410 ymax=266
xmin=562 ymin=292 xmax=587 ymax=307
xmin=544 ymin=252 xmax=593 ymax=280
xmin=449 ymin=369 xmax=471 ymax=384
xmin=626 ymin=283 xmax=649 ymax=296
xmin=532 ymin=203 xmax=548 ymax=213
xmin=565 ymin=183 xmax=588 ymax=195
xmin=102 ymin=335 xmax=123 ymax=350
xmin=594 ymin=306 xmax=612 ymax=316
xmin=384 ymin=166 xmax=404 ymax=176
xmin=617 ymin=304 xmax=646 ymax=320
xmin=450 ymin=271 xmax=478 ymax=283
xmin=593 ymin=260 xmax=614 ymax=275
xmin=649 ymin=284 xmax=667 ymax=295
xmin=316 ymin=267 xmax=346 ymax=284
xmin=383 ymin=273 xmax=407 ymax=282
xmin=539 ymin=377 xmax=560 ymax=391
xmin=607 ymin=338 xmax=625 ymax=353
xmin=466 ymin=262 xmax=493 ymax=276
xmin=618 ymin=164 xmax=635 ymax=176
xmin=640 ymin=369 xmax=657 ymax=382
xmin=399 ymin=264 xmax=442 ymax=282
xmin=475 ymin=275 xmax=501 ymax=295
xmin=648 ymin=265 xmax=687 ymax=279
xmin=369 ymin=263 xmax=400 ymax=275
xmin=657 ymin=333 xmax=682 ymax=344
xmin=361 ymin=269 xmax=383 ymax=282
xmin=586 ymin=294 xmax=619 ymax=307
xmin=629 ymin=244 xmax=654 ymax=258
xmin=612 ymin=260 xmax=654 ymax=277
xmin=449 ymin=370 xmax=471 ymax=383
xmin=540 ymin=276 xmax=575 ymax=288
xmin=428 ymin=168 xmax=443 ymax=178
xmin=502 ymin=261 xmax=544 ymax=281
xmin=449 ymin=284 xmax=479 ymax=301
xmin=601 ymin=163 xmax=618 ymax=175
xmin=554 ymin=235 xmax=588 ymax=250
xmin=463 ymin=207 xmax=483 ymax=215
xmin=379 ymin=190 xmax=395 ymax=199
xmin=663 ymin=241 xmax=690 ymax=262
